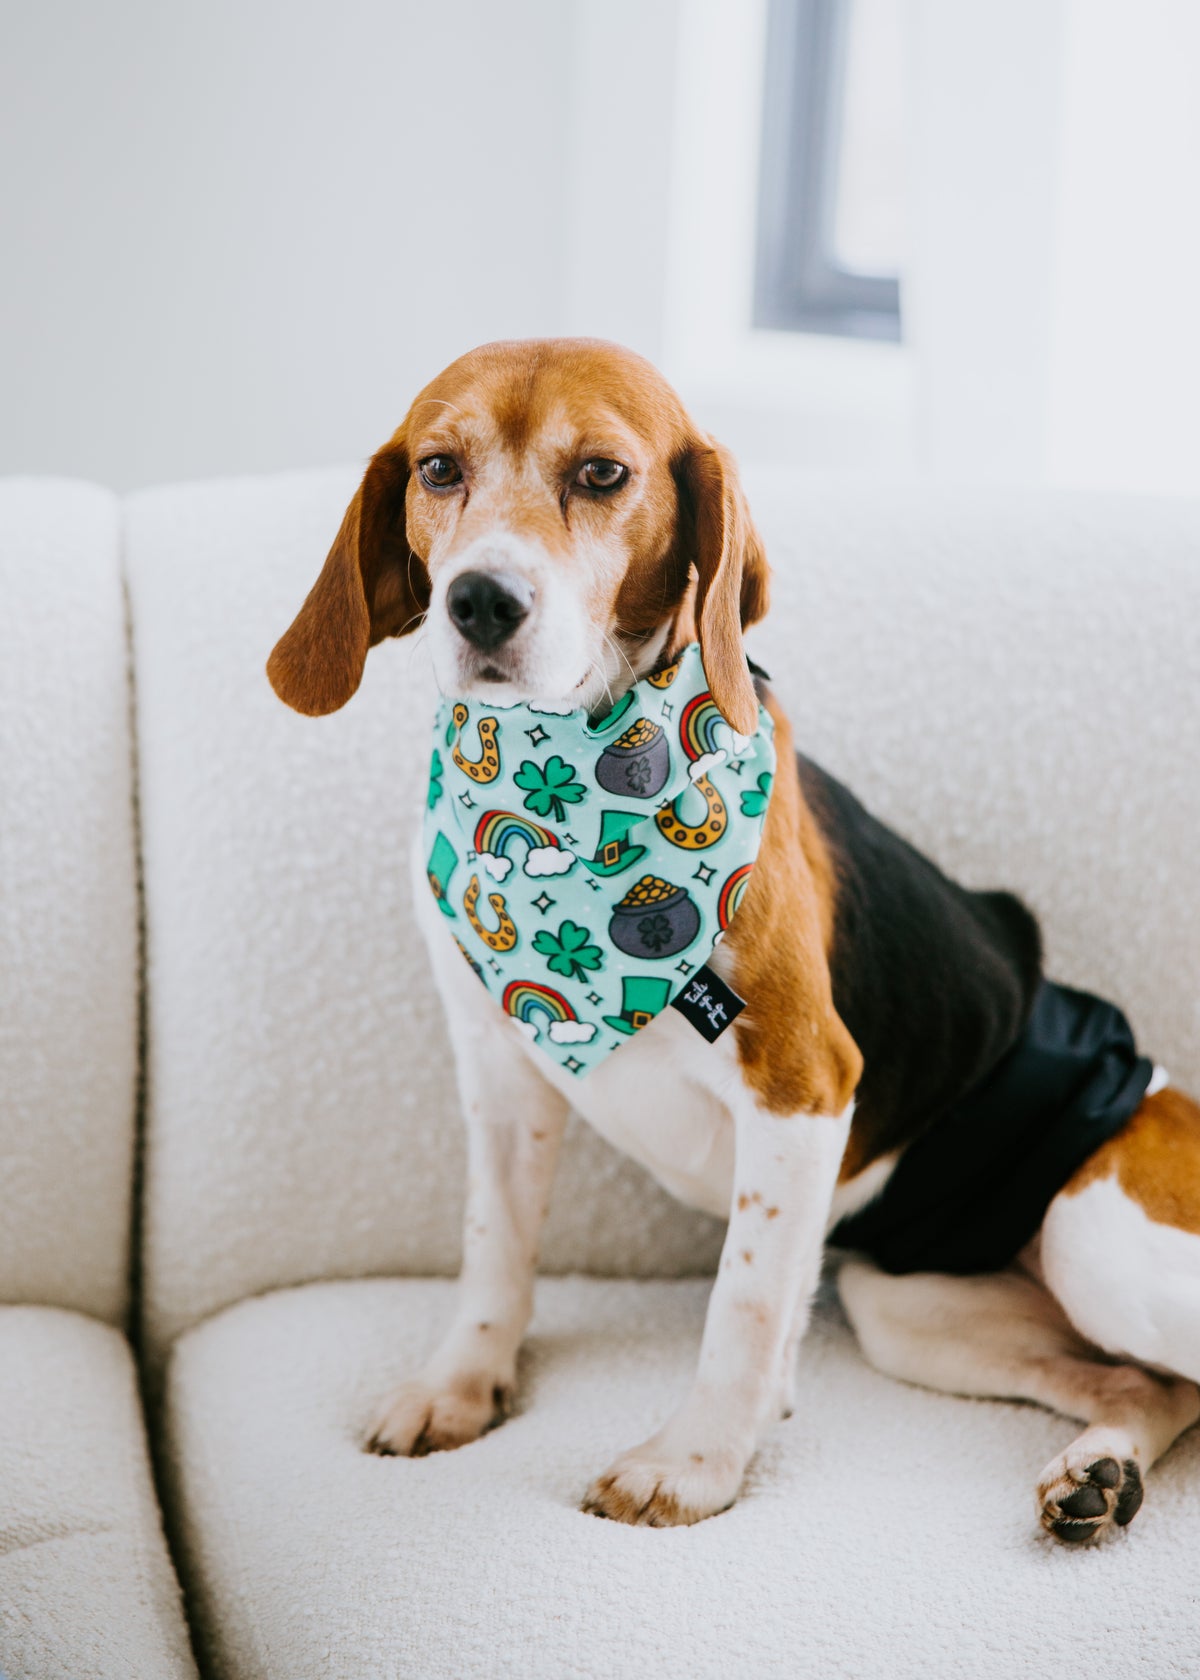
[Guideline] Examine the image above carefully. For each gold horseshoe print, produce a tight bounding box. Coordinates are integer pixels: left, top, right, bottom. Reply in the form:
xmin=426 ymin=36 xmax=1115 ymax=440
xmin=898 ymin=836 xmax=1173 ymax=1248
xmin=463 ymin=874 xmax=519 ymax=951
xmin=647 ymin=657 xmax=682 ymax=689
xmin=654 ymin=775 xmax=728 ymax=850
xmin=451 ymin=704 xmax=502 ymax=783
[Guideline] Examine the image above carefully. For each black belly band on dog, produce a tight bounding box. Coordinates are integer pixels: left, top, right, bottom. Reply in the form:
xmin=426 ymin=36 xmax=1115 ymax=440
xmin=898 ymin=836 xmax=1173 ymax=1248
xmin=829 ymin=981 xmax=1154 ymax=1276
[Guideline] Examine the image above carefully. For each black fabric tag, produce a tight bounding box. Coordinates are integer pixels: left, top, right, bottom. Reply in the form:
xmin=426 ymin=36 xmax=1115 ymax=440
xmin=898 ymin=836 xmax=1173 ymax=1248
xmin=671 ymin=964 xmax=746 ymax=1042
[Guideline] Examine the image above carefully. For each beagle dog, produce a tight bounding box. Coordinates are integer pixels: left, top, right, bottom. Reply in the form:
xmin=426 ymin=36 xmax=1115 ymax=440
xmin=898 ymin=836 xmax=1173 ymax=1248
xmin=269 ymin=338 xmax=1200 ymax=1542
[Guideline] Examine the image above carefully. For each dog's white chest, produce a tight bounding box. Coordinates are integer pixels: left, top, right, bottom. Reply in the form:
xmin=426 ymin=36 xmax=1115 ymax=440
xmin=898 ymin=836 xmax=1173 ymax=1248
xmin=531 ymin=1006 xmax=737 ymax=1217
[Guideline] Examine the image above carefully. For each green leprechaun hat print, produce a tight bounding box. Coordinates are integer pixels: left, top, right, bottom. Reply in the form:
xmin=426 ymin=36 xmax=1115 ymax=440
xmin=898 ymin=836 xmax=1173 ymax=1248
xmin=602 ymin=974 xmax=674 ymax=1035
xmin=426 ymin=831 xmax=459 ymax=917
xmin=582 ymin=810 xmax=649 ymax=877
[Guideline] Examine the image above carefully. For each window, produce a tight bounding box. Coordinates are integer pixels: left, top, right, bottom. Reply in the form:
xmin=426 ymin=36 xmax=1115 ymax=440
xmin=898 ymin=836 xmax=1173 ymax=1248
xmin=755 ymin=0 xmax=905 ymax=341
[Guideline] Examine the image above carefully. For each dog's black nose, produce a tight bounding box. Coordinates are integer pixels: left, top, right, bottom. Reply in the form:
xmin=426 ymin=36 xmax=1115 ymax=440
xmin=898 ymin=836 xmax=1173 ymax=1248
xmin=446 ymin=570 xmax=533 ymax=651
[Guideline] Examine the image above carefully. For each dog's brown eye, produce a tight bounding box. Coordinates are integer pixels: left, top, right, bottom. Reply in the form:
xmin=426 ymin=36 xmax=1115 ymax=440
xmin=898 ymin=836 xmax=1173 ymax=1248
xmin=420 ymin=455 xmax=462 ymax=488
xmin=576 ymin=459 xmax=627 ymax=492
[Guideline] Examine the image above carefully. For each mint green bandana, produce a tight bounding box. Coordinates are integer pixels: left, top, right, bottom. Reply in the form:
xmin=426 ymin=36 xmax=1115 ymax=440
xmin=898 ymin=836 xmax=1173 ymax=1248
xmin=424 ymin=643 xmax=776 ymax=1077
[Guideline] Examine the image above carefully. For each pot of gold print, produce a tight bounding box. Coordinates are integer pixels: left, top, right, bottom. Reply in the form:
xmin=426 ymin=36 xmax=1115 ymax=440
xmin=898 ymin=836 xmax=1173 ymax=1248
xmin=595 ymin=717 xmax=670 ymax=799
xmin=608 ymin=874 xmax=700 ymax=960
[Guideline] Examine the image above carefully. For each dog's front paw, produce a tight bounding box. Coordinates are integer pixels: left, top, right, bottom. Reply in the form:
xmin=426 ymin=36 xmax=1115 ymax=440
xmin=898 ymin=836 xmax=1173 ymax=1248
xmin=1037 ymin=1434 xmax=1144 ymax=1544
xmin=367 ymin=1371 xmax=511 ymax=1458
xmin=582 ymin=1439 xmax=746 ymax=1527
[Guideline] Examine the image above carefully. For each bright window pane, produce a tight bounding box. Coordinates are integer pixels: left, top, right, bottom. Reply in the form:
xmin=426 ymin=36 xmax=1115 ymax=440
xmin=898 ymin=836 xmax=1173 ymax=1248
xmin=833 ymin=0 xmax=907 ymax=276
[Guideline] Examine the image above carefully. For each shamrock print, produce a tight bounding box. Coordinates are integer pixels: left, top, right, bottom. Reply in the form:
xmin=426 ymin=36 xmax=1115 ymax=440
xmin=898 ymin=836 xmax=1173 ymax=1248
xmin=532 ymin=920 xmax=604 ymax=982
xmin=740 ymin=772 xmax=773 ymax=820
xmin=625 ymin=754 xmax=654 ymax=793
xmin=515 ymin=755 xmax=588 ymax=824
xmin=428 ymin=748 xmax=445 ymax=810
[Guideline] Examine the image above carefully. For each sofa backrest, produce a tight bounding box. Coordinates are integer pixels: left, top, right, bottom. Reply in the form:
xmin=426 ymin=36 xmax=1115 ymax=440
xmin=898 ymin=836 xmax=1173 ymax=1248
xmin=126 ymin=469 xmax=1200 ymax=1364
xmin=0 ymin=480 xmax=138 ymax=1324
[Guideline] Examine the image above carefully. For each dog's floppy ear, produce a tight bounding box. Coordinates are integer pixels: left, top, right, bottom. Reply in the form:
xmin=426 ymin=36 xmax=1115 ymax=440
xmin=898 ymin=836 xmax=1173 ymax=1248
xmin=675 ymin=435 xmax=770 ymax=735
xmin=267 ymin=439 xmax=430 ymax=716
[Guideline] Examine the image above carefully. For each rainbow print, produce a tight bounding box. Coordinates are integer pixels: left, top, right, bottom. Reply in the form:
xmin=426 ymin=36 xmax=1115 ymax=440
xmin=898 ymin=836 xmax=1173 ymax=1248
xmin=500 ymin=981 xmax=571 ymax=1034
xmin=679 ymin=692 xmax=729 ymax=762
xmin=501 ymin=981 xmax=597 ymax=1047
xmin=503 ymin=981 xmax=575 ymax=1032
xmin=474 ymin=811 xmax=560 ymax=859
xmin=718 ymin=863 xmax=753 ymax=930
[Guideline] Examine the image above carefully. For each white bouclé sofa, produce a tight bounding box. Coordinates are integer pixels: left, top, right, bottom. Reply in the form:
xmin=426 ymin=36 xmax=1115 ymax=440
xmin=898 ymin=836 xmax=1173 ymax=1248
xmin=2 ymin=468 xmax=1199 ymax=1679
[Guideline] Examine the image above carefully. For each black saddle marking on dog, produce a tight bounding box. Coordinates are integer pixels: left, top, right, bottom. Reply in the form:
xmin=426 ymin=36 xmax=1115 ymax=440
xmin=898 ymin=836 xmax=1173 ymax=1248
xmin=795 ymin=753 xmax=1153 ymax=1276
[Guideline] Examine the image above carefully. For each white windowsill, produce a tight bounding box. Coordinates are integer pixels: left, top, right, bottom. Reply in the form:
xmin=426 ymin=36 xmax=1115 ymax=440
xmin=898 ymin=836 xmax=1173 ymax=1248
xmin=670 ymin=329 xmax=916 ymax=475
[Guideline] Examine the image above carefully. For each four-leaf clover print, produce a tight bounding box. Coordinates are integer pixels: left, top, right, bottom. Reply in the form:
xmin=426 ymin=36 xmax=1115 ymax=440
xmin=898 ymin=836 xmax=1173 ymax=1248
xmin=532 ymin=920 xmax=604 ymax=983
xmin=515 ymin=755 xmax=588 ymax=824
xmin=637 ymin=913 xmax=673 ymax=952
xmin=740 ymin=772 xmax=773 ymax=820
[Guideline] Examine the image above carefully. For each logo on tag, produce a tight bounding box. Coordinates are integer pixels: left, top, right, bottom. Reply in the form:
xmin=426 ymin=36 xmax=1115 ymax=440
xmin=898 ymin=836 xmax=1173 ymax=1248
xmin=670 ymin=964 xmax=746 ymax=1043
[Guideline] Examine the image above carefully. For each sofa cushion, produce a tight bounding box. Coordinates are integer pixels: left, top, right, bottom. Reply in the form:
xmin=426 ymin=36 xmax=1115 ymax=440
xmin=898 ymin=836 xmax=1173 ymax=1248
xmin=0 ymin=1307 xmax=197 ymax=1680
xmin=163 ymin=1275 xmax=1200 ymax=1680
xmin=126 ymin=471 xmax=1200 ymax=1364
xmin=749 ymin=476 xmax=1200 ymax=1078
xmin=0 ymin=479 xmax=138 ymax=1323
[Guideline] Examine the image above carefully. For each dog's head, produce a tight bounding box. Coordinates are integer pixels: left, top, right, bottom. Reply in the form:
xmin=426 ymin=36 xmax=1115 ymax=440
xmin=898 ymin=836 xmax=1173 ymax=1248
xmin=267 ymin=338 xmax=769 ymax=732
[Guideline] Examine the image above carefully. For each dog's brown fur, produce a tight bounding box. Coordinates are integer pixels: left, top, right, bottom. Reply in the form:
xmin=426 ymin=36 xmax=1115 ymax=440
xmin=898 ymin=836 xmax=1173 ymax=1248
xmin=1062 ymin=1085 xmax=1200 ymax=1234
xmin=723 ymin=692 xmax=862 ymax=1119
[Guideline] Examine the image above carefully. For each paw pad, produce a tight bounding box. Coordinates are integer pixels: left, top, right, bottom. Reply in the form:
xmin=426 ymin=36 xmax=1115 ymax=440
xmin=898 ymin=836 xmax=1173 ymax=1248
xmin=1041 ymin=1455 xmax=1143 ymax=1545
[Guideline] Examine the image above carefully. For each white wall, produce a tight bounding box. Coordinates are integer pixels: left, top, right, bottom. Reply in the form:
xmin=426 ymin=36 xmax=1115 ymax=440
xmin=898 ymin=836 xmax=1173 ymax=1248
xmin=908 ymin=0 xmax=1200 ymax=495
xmin=906 ymin=0 xmax=1066 ymax=482
xmin=1045 ymin=0 xmax=1200 ymax=495
xmin=1 ymin=0 xmax=575 ymax=489
xmin=561 ymin=0 xmax=681 ymax=359
xmin=3 ymin=0 xmax=1197 ymax=496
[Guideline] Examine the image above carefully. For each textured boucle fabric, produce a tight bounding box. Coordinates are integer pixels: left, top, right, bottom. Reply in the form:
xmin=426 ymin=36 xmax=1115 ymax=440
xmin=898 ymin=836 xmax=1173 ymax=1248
xmin=749 ymin=475 xmax=1200 ymax=1080
xmin=0 ymin=1308 xmax=197 ymax=1680
xmin=163 ymin=1275 xmax=1200 ymax=1680
xmin=0 ymin=480 xmax=138 ymax=1322
xmin=126 ymin=470 xmax=1200 ymax=1366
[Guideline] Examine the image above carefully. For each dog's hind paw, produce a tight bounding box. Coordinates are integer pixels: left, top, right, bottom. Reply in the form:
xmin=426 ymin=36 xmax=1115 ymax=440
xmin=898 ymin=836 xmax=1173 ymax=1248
xmin=1037 ymin=1432 xmax=1144 ymax=1544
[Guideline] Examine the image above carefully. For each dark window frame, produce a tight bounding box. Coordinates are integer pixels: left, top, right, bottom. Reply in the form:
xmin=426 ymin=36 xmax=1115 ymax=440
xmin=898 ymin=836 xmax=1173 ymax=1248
xmin=755 ymin=0 xmax=902 ymax=341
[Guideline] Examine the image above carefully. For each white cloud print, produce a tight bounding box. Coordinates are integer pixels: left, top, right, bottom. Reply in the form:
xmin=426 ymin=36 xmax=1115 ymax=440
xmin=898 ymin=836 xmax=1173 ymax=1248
xmin=547 ymin=1020 xmax=597 ymax=1045
xmin=688 ymin=749 xmax=726 ymax=783
xmin=479 ymin=852 xmax=513 ymax=882
xmin=523 ymin=845 xmax=576 ymax=878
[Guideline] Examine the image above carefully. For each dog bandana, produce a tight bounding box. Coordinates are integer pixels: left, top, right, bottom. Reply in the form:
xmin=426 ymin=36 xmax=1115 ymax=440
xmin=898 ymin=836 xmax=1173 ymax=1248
xmin=424 ymin=643 xmax=776 ymax=1077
